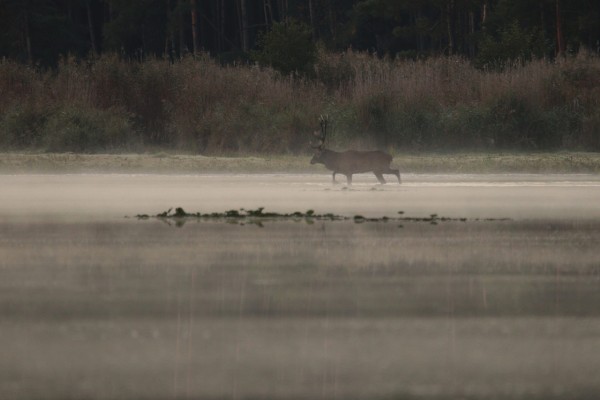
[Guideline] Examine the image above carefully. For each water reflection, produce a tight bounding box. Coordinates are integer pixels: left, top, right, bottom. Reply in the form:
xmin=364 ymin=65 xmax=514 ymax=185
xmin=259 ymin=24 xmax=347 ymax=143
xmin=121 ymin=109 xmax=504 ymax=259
xmin=1 ymin=219 xmax=599 ymax=399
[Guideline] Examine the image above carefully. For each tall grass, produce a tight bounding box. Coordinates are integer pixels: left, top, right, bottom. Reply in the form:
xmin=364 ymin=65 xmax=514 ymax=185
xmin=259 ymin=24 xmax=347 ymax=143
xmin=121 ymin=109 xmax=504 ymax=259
xmin=1 ymin=51 xmax=599 ymax=154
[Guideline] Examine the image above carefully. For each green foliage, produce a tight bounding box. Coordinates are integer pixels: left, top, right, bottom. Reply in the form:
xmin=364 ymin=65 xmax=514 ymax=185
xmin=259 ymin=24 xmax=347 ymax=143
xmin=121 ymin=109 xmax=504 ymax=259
xmin=252 ymin=20 xmax=317 ymax=77
xmin=476 ymin=21 xmax=549 ymax=69
xmin=487 ymin=94 xmax=570 ymax=149
xmin=103 ymin=0 xmax=168 ymax=57
xmin=44 ymin=107 xmax=136 ymax=153
xmin=190 ymin=99 xmax=316 ymax=154
xmin=581 ymin=112 xmax=600 ymax=151
xmin=390 ymin=103 xmax=441 ymax=149
xmin=0 ymin=105 xmax=136 ymax=153
xmin=439 ymin=106 xmax=493 ymax=149
xmin=350 ymin=92 xmax=443 ymax=149
xmin=0 ymin=106 xmax=48 ymax=149
xmin=355 ymin=91 xmax=395 ymax=144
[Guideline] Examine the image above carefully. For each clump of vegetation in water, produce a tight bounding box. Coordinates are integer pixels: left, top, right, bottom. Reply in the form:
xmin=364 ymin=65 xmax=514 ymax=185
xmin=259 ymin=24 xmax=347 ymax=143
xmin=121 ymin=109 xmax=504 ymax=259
xmin=137 ymin=207 xmax=344 ymax=224
xmin=135 ymin=207 xmax=509 ymax=227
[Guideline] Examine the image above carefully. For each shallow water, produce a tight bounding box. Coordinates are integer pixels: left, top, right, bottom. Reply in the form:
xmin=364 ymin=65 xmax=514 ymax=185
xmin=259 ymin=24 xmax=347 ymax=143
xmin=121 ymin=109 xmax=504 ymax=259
xmin=2 ymin=173 xmax=600 ymax=221
xmin=1 ymin=174 xmax=600 ymax=399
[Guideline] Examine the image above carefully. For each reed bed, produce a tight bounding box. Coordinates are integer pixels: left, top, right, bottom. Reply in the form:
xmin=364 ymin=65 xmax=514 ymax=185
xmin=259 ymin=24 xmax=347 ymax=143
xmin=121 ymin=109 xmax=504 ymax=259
xmin=1 ymin=51 xmax=599 ymax=154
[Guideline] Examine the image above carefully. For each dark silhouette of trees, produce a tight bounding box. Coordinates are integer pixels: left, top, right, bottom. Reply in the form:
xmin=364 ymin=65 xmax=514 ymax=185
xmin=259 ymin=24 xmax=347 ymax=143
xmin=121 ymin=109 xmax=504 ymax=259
xmin=253 ymin=20 xmax=316 ymax=76
xmin=1 ymin=0 xmax=599 ymax=66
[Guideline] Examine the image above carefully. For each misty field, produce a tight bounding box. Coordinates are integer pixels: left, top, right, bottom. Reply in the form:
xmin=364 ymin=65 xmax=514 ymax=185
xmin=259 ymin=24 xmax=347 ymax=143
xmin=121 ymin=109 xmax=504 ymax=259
xmin=1 ymin=173 xmax=600 ymax=399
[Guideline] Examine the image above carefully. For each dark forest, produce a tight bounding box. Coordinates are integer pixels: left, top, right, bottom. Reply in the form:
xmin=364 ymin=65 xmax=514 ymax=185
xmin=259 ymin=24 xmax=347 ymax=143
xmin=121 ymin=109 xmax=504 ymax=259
xmin=2 ymin=1 xmax=600 ymax=66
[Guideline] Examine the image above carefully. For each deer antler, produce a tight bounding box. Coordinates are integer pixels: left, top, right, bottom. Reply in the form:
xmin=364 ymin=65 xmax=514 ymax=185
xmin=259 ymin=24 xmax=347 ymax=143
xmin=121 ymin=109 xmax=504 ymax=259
xmin=319 ymin=114 xmax=328 ymax=139
xmin=311 ymin=114 xmax=329 ymax=149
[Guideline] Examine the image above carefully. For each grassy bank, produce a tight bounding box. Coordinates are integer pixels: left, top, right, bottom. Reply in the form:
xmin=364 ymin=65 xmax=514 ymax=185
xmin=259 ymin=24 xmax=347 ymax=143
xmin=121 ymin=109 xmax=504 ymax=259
xmin=2 ymin=152 xmax=600 ymax=174
xmin=1 ymin=52 xmax=600 ymax=154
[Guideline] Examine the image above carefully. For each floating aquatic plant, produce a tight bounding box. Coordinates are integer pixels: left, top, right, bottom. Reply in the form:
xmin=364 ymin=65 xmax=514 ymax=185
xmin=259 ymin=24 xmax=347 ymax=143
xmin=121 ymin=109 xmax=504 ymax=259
xmin=134 ymin=207 xmax=510 ymax=227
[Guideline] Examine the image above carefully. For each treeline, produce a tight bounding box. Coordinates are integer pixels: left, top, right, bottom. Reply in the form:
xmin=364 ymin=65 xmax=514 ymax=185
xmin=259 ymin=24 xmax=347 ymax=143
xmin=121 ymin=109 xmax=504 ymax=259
xmin=1 ymin=52 xmax=600 ymax=154
xmin=2 ymin=0 xmax=600 ymax=66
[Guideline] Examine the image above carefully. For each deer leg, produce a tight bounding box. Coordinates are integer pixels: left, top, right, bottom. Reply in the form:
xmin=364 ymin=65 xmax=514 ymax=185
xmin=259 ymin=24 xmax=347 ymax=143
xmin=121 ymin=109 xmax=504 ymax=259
xmin=345 ymin=174 xmax=352 ymax=185
xmin=374 ymin=172 xmax=386 ymax=184
xmin=332 ymin=172 xmax=340 ymax=184
xmin=387 ymin=168 xmax=401 ymax=184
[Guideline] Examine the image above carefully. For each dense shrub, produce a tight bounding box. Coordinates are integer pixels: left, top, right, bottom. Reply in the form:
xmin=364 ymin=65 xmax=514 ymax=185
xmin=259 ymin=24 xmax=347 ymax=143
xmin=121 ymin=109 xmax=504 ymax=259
xmin=582 ymin=112 xmax=600 ymax=151
xmin=487 ymin=94 xmax=577 ymax=150
xmin=475 ymin=21 xmax=549 ymax=70
xmin=0 ymin=105 xmax=136 ymax=153
xmin=252 ymin=20 xmax=317 ymax=77
xmin=44 ymin=107 xmax=136 ymax=153
xmin=0 ymin=106 xmax=48 ymax=149
xmin=446 ymin=106 xmax=493 ymax=147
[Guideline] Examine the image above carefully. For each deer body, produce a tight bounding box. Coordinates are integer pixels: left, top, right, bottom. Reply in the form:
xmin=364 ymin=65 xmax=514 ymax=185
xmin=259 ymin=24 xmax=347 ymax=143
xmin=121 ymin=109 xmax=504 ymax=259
xmin=311 ymin=149 xmax=401 ymax=185
xmin=310 ymin=115 xmax=400 ymax=185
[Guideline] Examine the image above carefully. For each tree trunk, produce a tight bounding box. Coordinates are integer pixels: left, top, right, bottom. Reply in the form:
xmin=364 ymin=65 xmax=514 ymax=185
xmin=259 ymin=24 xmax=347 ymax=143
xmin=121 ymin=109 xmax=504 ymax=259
xmin=446 ymin=0 xmax=454 ymax=55
xmin=283 ymin=0 xmax=289 ymax=23
xmin=240 ymin=0 xmax=249 ymax=52
xmin=308 ymin=0 xmax=316 ymax=41
xmin=66 ymin=0 xmax=73 ymax=20
xmin=219 ymin=0 xmax=225 ymax=52
xmin=414 ymin=10 xmax=424 ymax=52
xmin=328 ymin=0 xmax=336 ymax=42
xmin=86 ymin=0 xmax=98 ymax=55
xmin=106 ymin=0 xmax=113 ymax=22
xmin=469 ymin=10 xmax=475 ymax=58
xmin=24 ymin=3 xmax=32 ymax=64
xmin=482 ymin=1 xmax=488 ymax=28
xmin=190 ymin=0 xmax=199 ymax=55
xmin=165 ymin=0 xmax=175 ymax=59
xmin=556 ymin=0 xmax=565 ymax=56
xmin=178 ymin=0 xmax=185 ymax=57
xmin=263 ymin=0 xmax=273 ymax=27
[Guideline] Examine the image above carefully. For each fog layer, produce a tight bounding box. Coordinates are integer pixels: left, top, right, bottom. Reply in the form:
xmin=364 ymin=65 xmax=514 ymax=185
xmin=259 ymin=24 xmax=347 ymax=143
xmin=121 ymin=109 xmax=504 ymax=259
xmin=1 ymin=173 xmax=600 ymax=221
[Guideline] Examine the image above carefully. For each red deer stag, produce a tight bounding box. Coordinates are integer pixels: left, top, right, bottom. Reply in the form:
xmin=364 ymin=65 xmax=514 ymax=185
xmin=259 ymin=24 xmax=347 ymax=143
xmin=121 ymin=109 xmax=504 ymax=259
xmin=310 ymin=116 xmax=401 ymax=185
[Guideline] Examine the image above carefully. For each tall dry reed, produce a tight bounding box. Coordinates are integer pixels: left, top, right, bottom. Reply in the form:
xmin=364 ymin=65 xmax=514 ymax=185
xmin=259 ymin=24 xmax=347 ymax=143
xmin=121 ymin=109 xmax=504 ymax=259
xmin=1 ymin=51 xmax=599 ymax=153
